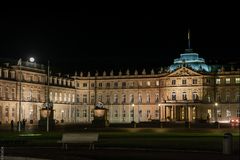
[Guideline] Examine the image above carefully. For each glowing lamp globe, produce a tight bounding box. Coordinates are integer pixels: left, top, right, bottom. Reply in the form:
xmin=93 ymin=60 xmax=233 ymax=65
xmin=29 ymin=57 xmax=35 ymax=62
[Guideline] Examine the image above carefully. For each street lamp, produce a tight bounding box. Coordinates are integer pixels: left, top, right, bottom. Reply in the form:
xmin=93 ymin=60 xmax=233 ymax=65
xmin=131 ymin=103 xmax=135 ymax=122
xmin=29 ymin=57 xmax=35 ymax=63
xmin=17 ymin=58 xmax=22 ymax=132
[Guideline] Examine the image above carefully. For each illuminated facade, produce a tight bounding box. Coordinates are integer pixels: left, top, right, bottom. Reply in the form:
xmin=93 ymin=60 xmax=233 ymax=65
xmin=0 ymin=50 xmax=240 ymax=125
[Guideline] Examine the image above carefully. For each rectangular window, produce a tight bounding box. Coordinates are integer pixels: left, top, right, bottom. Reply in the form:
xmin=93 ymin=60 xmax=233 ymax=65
xmin=216 ymin=78 xmax=220 ymax=84
xmin=91 ymin=110 xmax=94 ymax=117
xmin=206 ymin=78 xmax=211 ymax=84
xmin=5 ymin=108 xmax=9 ymax=117
xmin=122 ymin=82 xmax=126 ymax=88
xmin=76 ymin=94 xmax=80 ymax=103
xmin=130 ymin=109 xmax=134 ymax=117
xmin=98 ymin=83 xmax=102 ymax=88
xmin=83 ymin=109 xmax=87 ymax=117
xmin=226 ymin=110 xmax=231 ymax=117
xmin=106 ymin=95 xmax=110 ymax=104
xmin=68 ymin=93 xmax=71 ymax=102
xmin=207 ymin=109 xmax=212 ymax=119
xmin=217 ymin=109 xmax=221 ymax=118
xmin=91 ymin=95 xmax=95 ymax=104
xmin=83 ymin=83 xmax=88 ymax=87
xmin=182 ymin=79 xmax=186 ymax=85
xmin=138 ymin=81 xmax=142 ymax=87
xmin=226 ymin=93 xmax=230 ymax=102
xmin=147 ymin=81 xmax=151 ymax=86
xmin=83 ymin=95 xmax=87 ymax=103
xmin=106 ymin=83 xmax=110 ymax=88
xmin=237 ymin=110 xmax=240 ymax=117
xmin=236 ymin=78 xmax=240 ymax=84
xmin=226 ymin=78 xmax=230 ymax=84
xmin=192 ymin=79 xmax=197 ymax=84
xmin=236 ymin=94 xmax=240 ymax=102
xmin=12 ymin=108 xmax=15 ymax=117
xmin=172 ymin=80 xmax=176 ymax=85
xmin=76 ymin=109 xmax=80 ymax=117
xmin=156 ymin=80 xmax=159 ymax=86
xmin=91 ymin=83 xmax=94 ymax=88
xmin=155 ymin=110 xmax=159 ymax=118
xmin=122 ymin=110 xmax=126 ymax=117
xmin=114 ymin=110 xmax=118 ymax=117
xmin=114 ymin=82 xmax=118 ymax=88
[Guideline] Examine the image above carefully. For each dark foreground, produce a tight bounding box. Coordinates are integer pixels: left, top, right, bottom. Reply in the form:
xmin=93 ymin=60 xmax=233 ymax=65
xmin=3 ymin=146 xmax=239 ymax=160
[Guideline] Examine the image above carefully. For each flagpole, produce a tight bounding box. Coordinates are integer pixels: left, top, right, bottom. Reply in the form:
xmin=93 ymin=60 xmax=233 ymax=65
xmin=188 ymin=27 xmax=191 ymax=49
xmin=18 ymin=58 xmax=22 ymax=132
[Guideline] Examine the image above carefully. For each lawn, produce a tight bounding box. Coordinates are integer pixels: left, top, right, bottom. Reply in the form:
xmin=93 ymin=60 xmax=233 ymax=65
xmin=0 ymin=128 xmax=239 ymax=153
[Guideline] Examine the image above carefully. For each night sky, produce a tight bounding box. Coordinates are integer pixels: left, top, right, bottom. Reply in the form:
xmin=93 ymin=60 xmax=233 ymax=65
xmin=0 ymin=7 xmax=239 ymax=74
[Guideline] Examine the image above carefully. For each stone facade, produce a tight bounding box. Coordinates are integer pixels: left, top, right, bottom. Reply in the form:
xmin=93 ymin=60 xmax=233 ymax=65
xmin=0 ymin=51 xmax=240 ymax=125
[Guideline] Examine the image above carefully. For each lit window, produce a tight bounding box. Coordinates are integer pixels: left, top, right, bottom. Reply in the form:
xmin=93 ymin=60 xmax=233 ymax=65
xmin=147 ymin=81 xmax=151 ymax=86
xmin=156 ymin=80 xmax=159 ymax=86
xmin=217 ymin=109 xmax=221 ymax=118
xmin=236 ymin=78 xmax=240 ymax=84
xmin=226 ymin=78 xmax=230 ymax=84
xmin=138 ymin=81 xmax=142 ymax=86
xmin=226 ymin=110 xmax=231 ymax=117
xmin=216 ymin=78 xmax=220 ymax=84
xmin=59 ymin=93 xmax=62 ymax=102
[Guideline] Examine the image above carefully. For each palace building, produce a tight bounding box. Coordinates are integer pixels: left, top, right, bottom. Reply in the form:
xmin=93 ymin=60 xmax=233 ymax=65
xmin=0 ymin=49 xmax=240 ymax=126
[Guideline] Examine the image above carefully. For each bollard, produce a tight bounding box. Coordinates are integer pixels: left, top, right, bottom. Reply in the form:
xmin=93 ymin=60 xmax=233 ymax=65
xmin=1 ymin=146 xmax=4 ymax=160
xmin=223 ymin=133 xmax=233 ymax=155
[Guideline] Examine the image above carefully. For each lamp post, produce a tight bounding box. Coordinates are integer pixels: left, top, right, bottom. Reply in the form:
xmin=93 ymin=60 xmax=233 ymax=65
xmin=132 ymin=103 xmax=136 ymax=128
xmin=17 ymin=58 xmax=22 ymax=132
xmin=46 ymin=60 xmax=50 ymax=132
xmin=214 ymin=102 xmax=220 ymax=128
xmin=214 ymin=102 xmax=218 ymax=122
xmin=132 ymin=104 xmax=135 ymax=122
xmin=61 ymin=110 xmax=64 ymax=123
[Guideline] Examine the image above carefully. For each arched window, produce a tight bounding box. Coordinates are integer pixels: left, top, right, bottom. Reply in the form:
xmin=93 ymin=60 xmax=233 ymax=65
xmin=172 ymin=92 xmax=176 ymax=100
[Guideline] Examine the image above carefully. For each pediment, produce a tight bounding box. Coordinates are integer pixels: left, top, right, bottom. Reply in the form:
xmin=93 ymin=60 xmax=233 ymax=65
xmin=168 ymin=67 xmax=202 ymax=77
